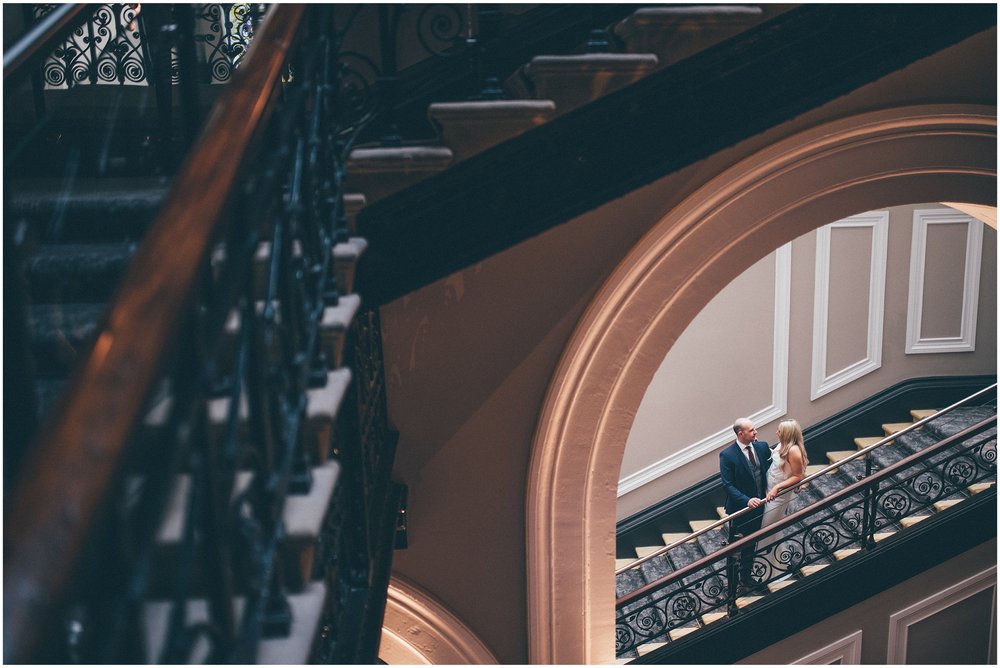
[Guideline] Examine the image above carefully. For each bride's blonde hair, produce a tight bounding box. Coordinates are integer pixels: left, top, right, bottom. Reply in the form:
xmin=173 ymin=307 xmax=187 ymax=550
xmin=776 ymin=419 xmax=808 ymax=475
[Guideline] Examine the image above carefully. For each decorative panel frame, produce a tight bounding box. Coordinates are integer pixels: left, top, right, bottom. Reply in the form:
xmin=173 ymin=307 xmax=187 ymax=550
xmin=793 ymin=629 xmax=863 ymax=664
xmin=905 ymin=208 xmax=984 ymax=354
xmin=617 ymin=244 xmax=791 ymax=496
xmin=886 ymin=566 xmax=996 ymax=664
xmin=810 ymin=212 xmax=889 ymax=400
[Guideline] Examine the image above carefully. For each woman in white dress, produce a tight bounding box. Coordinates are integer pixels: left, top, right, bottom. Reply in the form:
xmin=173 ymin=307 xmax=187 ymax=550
xmin=757 ymin=419 xmax=808 ymax=578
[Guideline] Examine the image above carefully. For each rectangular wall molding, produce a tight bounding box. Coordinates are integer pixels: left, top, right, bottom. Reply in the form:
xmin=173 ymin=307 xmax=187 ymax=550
xmin=905 ymin=208 xmax=984 ymax=354
xmin=810 ymin=212 xmax=889 ymax=400
xmin=793 ymin=629 xmax=863 ymax=664
xmin=886 ymin=565 xmax=997 ymax=664
xmin=617 ymin=245 xmax=791 ymax=496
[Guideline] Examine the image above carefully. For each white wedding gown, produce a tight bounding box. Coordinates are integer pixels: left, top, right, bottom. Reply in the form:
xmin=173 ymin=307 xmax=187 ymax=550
xmin=757 ymin=445 xmax=797 ymax=578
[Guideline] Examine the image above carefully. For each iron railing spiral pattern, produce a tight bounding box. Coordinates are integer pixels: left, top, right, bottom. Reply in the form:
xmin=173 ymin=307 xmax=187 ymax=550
xmin=615 ymin=406 xmax=996 ymax=657
xmin=32 ymin=3 xmax=260 ymax=88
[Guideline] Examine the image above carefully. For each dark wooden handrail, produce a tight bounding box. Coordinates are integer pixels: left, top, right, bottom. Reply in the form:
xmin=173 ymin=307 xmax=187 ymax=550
xmin=2 ymin=5 xmax=307 ymax=663
xmin=2 ymin=4 xmax=93 ymax=83
xmin=616 ymin=415 xmax=997 ymax=608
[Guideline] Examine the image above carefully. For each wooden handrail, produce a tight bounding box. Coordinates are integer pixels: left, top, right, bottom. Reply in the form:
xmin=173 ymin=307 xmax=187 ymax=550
xmin=616 ymin=415 xmax=997 ymax=608
xmin=2 ymin=5 xmax=307 ymax=663
xmin=2 ymin=4 xmax=93 ymax=83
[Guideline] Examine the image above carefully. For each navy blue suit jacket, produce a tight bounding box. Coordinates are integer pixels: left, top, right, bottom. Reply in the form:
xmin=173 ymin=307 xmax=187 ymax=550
xmin=719 ymin=440 xmax=772 ymax=516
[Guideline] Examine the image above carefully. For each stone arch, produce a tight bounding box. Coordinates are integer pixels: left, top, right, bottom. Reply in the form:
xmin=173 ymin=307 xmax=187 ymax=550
xmin=525 ymin=105 xmax=997 ymax=664
xmin=380 ymin=574 xmax=499 ymax=664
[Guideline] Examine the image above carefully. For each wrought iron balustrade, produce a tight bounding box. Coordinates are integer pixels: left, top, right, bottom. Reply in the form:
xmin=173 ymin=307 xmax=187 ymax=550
xmin=5 ymin=4 xmax=399 ymax=663
xmin=30 ymin=3 xmax=263 ymax=88
xmin=614 ymin=388 xmax=997 ymax=657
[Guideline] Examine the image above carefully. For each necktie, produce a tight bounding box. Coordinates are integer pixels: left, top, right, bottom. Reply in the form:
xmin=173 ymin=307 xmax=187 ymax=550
xmin=745 ymin=445 xmax=756 ymax=466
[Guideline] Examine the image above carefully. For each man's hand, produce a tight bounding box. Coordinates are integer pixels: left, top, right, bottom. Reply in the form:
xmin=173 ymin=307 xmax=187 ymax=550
xmin=748 ymin=497 xmax=763 ymax=509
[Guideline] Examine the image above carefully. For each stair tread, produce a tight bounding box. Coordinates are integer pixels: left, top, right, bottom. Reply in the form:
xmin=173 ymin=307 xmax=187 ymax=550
xmin=688 ymin=519 xmax=717 ymax=532
xmin=900 ymin=514 xmax=931 ymax=528
xmin=347 ymin=145 xmax=453 ymax=168
xmin=616 ymin=558 xmax=636 ymax=570
xmin=143 ymin=581 xmax=326 ymax=663
xmin=834 ymin=548 xmax=860 ymax=560
xmin=767 ymin=578 xmax=797 ymax=592
xmin=701 ymin=611 xmax=727 ymax=625
xmin=634 ymin=545 xmax=662 ymax=558
xmin=826 ymin=450 xmax=856 ymax=463
xmin=933 ymin=499 xmax=962 ymax=512
xmin=661 ymin=532 xmax=690 ymax=545
xmin=529 ymin=53 xmax=660 ymax=69
xmin=428 ymin=99 xmax=557 ymax=117
xmin=968 ymin=482 xmax=995 ymax=494
xmin=882 ymin=422 xmax=913 ymax=434
xmin=910 ymin=409 xmax=938 ymax=420
xmin=854 ymin=436 xmax=884 ymax=449
xmin=636 ymin=641 xmax=668 ymax=656
xmin=800 ymin=564 xmax=828 ymax=576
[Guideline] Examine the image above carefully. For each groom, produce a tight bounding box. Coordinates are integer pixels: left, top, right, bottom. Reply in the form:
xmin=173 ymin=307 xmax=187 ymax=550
xmin=719 ymin=417 xmax=771 ymax=592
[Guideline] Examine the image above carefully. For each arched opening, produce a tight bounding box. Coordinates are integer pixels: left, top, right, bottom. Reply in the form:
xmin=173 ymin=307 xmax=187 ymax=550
xmin=526 ymin=105 xmax=997 ymax=664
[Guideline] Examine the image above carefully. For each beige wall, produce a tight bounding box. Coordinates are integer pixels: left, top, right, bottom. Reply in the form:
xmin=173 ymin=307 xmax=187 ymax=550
xmin=380 ymin=27 xmax=996 ymax=662
xmin=741 ymin=539 xmax=997 ymax=664
xmin=618 ymin=204 xmax=997 ymax=519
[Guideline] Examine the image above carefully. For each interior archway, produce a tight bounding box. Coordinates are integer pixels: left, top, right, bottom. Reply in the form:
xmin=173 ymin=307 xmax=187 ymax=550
xmin=525 ymin=105 xmax=997 ymax=664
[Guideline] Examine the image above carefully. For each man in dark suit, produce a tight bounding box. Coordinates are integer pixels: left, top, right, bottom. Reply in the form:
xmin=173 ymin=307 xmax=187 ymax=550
xmin=719 ymin=417 xmax=772 ymax=592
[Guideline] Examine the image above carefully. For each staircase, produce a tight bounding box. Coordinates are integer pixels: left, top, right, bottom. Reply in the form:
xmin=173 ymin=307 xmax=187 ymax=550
xmin=614 ymin=392 xmax=997 ymax=661
xmin=5 ymin=4 xmax=995 ymax=663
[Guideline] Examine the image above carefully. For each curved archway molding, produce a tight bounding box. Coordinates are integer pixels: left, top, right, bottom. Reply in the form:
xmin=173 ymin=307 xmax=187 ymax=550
xmin=380 ymin=574 xmax=499 ymax=665
xmin=526 ymin=105 xmax=996 ymax=664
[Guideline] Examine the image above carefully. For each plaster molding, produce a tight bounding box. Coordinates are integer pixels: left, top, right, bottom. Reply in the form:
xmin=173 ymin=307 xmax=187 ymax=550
xmin=793 ymin=629 xmax=864 ymax=664
xmin=380 ymin=574 xmax=499 ymax=665
xmin=617 ymin=244 xmax=790 ymax=496
xmin=526 ymin=104 xmax=996 ymax=665
xmin=810 ymin=212 xmax=889 ymax=400
xmin=886 ymin=565 xmax=996 ymax=663
xmin=905 ymin=208 xmax=984 ymax=354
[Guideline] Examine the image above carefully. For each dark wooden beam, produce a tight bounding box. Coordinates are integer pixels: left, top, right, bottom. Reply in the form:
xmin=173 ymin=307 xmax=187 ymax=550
xmin=357 ymin=4 xmax=996 ymax=307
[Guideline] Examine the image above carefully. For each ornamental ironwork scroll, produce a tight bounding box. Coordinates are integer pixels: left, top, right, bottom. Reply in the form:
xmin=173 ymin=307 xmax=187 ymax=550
xmin=33 ymin=3 xmax=261 ymax=88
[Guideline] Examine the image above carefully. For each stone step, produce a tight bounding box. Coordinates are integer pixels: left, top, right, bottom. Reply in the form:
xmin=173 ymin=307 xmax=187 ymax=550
xmin=521 ymin=53 xmax=659 ymax=116
xmin=222 ymin=294 xmax=361 ymax=371
xmin=834 ymin=548 xmax=860 ymax=560
xmin=826 ymin=450 xmax=857 ymax=464
xmin=148 ymin=459 xmax=340 ymax=596
xmin=613 ymin=5 xmax=766 ymax=67
xmin=882 ymin=422 xmax=913 ymax=436
xmin=668 ymin=625 xmax=699 ymax=641
xmin=800 ymin=564 xmax=828 ymax=577
xmin=28 ymin=302 xmax=106 ymax=378
xmin=900 ymin=514 xmax=930 ymax=528
xmin=636 ymin=641 xmax=667 ymax=656
xmin=968 ymin=482 xmax=995 ymax=495
xmin=661 ymin=532 xmax=692 ymax=547
xmin=24 ymin=242 xmax=138 ymax=303
xmin=346 ymin=146 xmax=453 ymax=203
xmin=7 ymin=177 xmax=169 ymax=243
xmin=342 ymin=193 xmax=366 ymax=236
xmin=701 ymin=611 xmax=727 ymax=626
xmin=616 ymin=558 xmax=635 ymax=570
xmin=428 ymin=100 xmax=557 ymax=163
xmin=933 ymin=499 xmax=963 ymax=513
xmin=735 ymin=595 xmax=763 ymax=609
xmin=252 ymin=237 xmax=367 ymax=299
xmin=688 ymin=519 xmax=717 ymax=532
xmin=854 ymin=436 xmax=883 ymax=450
xmin=144 ymin=368 xmax=351 ymax=465
xmin=634 ymin=545 xmax=662 ymax=558
xmin=767 ymin=578 xmax=797 ymax=593
xmin=910 ymin=409 xmax=938 ymax=421
xmin=143 ymin=581 xmax=326 ymax=663
xmin=874 ymin=531 xmax=897 ymax=543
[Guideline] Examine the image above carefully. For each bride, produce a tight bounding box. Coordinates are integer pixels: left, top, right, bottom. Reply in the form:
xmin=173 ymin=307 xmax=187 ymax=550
xmin=757 ymin=419 xmax=808 ymax=579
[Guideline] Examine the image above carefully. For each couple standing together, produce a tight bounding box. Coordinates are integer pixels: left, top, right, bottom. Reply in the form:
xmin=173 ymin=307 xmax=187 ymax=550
xmin=719 ymin=417 xmax=809 ymax=592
